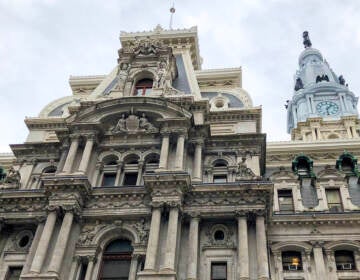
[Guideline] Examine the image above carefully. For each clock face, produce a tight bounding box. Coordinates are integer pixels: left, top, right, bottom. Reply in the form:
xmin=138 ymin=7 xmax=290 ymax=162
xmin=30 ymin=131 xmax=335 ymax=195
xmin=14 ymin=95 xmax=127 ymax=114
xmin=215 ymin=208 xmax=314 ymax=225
xmin=316 ymin=101 xmax=339 ymax=116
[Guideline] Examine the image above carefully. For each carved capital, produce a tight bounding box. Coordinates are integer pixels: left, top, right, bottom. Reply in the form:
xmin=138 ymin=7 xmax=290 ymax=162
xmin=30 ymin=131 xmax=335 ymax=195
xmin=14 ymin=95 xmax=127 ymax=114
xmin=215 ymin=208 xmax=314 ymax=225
xmin=188 ymin=211 xmax=201 ymax=220
xmin=69 ymin=134 xmax=81 ymax=141
xmin=234 ymin=210 xmax=248 ymax=218
xmin=46 ymin=205 xmax=60 ymax=215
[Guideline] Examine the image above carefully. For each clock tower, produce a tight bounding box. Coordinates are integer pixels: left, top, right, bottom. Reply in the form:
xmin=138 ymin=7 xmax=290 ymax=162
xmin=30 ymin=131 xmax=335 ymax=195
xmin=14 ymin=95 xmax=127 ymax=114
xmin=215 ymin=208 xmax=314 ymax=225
xmin=287 ymin=31 xmax=359 ymax=141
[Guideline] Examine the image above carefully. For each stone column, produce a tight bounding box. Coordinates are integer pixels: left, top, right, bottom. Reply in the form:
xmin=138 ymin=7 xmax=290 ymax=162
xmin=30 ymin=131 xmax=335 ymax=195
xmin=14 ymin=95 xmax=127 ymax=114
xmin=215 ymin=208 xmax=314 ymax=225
xmin=92 ymin=162 xmax=103 ymax=186
xmin=129 ymin=254 xmax=139 ymax=280
xmin=144 ymin=206 xmax=162 ymax=270
xmin=163 ymin=206 xmax=179 ymax=271
xmin=115 ymin=161 xmax=123 ymax=186
xmin=62 ymin=135 xmax=80 ymax=173
xmin=313 ymin=243 xmax=327 ymax=280
xmin=56 ymin=145 xmax=69 ymax=175
xmin=272 ymin=251 xmax=283 ymax=280
xmin=78 ymin=134 xmax=96 ymax=173
xmin=237 ymin=215 xmax=249 ymax=279
xmin=325 ymin=250 xmax=337 ymax=280
xmin=30 ymin=208 xmax=58 ymax=273
xmin=175 ymin=134 xmax=186 ymax=170
xmin=69 ymin=256 xmax=81 ymax=280
xmin=22 ymin=221 xmax=45 ymax=273
xmin=48 ymin=208 xmax=75 ymax=274
xmin=84 ymin=256 xmax=96 ymax=280
xmin=187 ymin=214 xmax=200 ymax=280
xmin=136 ymin=161 xmax=144 ymax=185
xmin=256 ymin=214 xmax=269 ymax=280
xmin=159 ymin=133 xmax=170 ymax=170
xmin=301 ymin=251 xmax=312 ymax=280
xmin=193 ymin=140 xmax=203 ymax=181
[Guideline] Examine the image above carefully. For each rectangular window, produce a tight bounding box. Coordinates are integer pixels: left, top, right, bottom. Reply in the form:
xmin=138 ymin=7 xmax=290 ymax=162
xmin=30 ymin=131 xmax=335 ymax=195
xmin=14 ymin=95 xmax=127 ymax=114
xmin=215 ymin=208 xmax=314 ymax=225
xmin=102 ymin=173 xmax=116 ymax=187
xmin=6 ymin=267 xmax=23 ymax=280
xmin=123 ymin=173 xmax=138 ymax=186
xmin=211 ymin=262 xmax=227 ymax=280
xmin=326 ymin=189 xmax=343 ymax=212
xmin=213 ymin=175 xmax=227 ymax=183
xmin=278 ymin=189 xmax=294 ymax=213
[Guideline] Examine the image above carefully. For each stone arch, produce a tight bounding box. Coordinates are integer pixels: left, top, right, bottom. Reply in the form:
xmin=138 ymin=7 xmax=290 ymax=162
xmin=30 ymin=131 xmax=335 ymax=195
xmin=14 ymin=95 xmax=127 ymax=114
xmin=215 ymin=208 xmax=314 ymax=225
xmin=122 ymin=152 xmax=141 ymax=164
xmin=98 ymin=151 xmax=121 ymax=163
xmin=93 ymin=224 xmax=140 ymax=250
xmin=270 ymin=168 xmax=298 ymax=181
xmin=128 ymin=69 xmax=157 ymax=95
xmin=32 ymin=162 xmax=58 ymax=174
xmin=142 ymin=150 xmax=160 ymax=163
xmin=271 ymin=241 xmax=313 ymax=253
xmin=204 ymin=155 xmax=236 ymax=167
xmin=324 ymin=240 xmax=360 ymax=251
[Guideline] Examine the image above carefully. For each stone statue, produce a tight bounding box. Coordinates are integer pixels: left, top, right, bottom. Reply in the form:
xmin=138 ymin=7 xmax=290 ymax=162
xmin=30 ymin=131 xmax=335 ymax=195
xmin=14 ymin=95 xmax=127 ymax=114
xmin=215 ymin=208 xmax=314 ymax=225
xmin=294 ymin=77 xmax=304 ymax=91
xmin=235 ymin=157 xmax=256 ymax=180
xmin=139 ymin=113 xmax=156 ymax=131
xmin=4 ymin=167 xmax=21 ymax=187
xmin=339 ymin=75 xmax=345 ymax=85
xmin=112 ymin=114 xmax=127 ymax=133
xmin=303 ymin=31 xmax=312 ymax=48
xmin=115 ymin=63 xmax=131 ymax=91
xmin=155 ymin=60 xmax=167 ymax=88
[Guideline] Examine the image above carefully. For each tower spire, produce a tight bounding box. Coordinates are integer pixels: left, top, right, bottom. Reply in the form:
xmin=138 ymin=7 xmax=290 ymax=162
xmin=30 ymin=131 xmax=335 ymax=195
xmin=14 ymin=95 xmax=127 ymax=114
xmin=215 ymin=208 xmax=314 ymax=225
xmin=302 ymin=31 xmax=312 ymax=48
xmin=169 ymin=2 xmax=175 ymax=30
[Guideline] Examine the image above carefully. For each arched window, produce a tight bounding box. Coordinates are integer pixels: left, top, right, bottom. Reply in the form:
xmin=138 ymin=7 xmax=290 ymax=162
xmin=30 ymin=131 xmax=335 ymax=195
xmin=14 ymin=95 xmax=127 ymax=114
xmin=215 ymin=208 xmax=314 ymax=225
xmin=101 ymin=155 xmax=119 ymax=187
xmin=335 ymin=250 xmax=356 ymax=270
xmin=133 ymin=79 xmax=153 ymax=96
xmin=122 ymin=155 xmax=140 ymax=186
xmin=144 ymin=154 xmax=160 ymax=174
xmin=212 ymin=159 xmax=229 ymax=183
xmin=42 ymin=166 xmax=57 ymax=176
xmin=282 ymin=251 xmax=303 ymax=271
xmin=99 ymin=239 xmax=133 ymax=280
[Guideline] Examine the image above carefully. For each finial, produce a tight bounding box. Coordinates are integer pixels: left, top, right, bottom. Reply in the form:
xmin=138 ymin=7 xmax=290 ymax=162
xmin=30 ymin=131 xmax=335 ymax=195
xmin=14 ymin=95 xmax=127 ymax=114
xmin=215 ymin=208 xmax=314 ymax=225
xmin=302 ymin=31 xmax=312 ymax=48
xmin=169 ymin=2 xmax=175 ymax=30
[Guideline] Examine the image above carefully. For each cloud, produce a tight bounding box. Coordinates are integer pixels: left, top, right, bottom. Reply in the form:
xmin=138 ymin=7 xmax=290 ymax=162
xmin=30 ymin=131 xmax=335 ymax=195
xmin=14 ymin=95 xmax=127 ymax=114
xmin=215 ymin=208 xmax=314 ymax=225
xmin=0 ymin=0 xmax=359 ymax=151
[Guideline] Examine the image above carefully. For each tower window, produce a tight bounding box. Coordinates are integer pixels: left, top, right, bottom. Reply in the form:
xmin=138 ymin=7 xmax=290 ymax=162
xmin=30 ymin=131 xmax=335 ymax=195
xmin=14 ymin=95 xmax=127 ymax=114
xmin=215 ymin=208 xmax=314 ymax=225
xmin=326 ymin=189 xmax=343 ymax=212
xmin=278 ymin=189 xmax=294 ymax=213
xmin=134 ymin=79 xmax=153 ymax=96
xmin=282 ymin=251 xmax=302 ymax=271
xmin=211 ymin=262 xmax=227 ymax=280
xmin=335 ymin=250 xmax=356 ymax=270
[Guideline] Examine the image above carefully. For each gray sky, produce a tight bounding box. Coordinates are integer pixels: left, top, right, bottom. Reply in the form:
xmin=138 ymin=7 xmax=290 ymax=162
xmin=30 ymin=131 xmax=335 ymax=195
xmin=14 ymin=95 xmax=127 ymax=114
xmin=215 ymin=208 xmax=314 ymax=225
xmin=1 ymin=0 xmax=359 ymax=152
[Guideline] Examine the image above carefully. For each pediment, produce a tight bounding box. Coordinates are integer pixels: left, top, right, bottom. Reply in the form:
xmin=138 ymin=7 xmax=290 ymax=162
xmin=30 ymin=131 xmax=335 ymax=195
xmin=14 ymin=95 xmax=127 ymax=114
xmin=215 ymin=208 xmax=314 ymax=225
xmin=317 ymin=165 xmax=345 ymax=181
xmin=67 ymin=97 xmax=192 ymax=125
xmin=270 ymin=168 xmax=297 ymax=181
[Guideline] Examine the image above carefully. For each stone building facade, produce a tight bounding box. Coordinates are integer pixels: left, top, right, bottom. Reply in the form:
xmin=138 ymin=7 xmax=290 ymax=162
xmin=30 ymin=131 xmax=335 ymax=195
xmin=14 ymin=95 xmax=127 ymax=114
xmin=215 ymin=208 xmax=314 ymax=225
xmin=0 ymin=26 xmax=359 ymax=280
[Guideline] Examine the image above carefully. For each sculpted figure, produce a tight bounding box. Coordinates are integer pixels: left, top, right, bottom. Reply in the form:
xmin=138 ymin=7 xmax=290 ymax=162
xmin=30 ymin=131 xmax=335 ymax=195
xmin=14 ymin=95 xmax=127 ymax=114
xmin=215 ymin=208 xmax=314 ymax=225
xmin=113 ymin=114 xmax=127 ymax=133
xmin=339 ymin=75 xmax=345 ymax=85
xmin=134 ymin=37 xmax=160 ymax=56
xmin=4 ymin=167 xmax=21 ymax=186
xmin=235 ymin=157 xmax=256 ymax=180
xmin=155 ymin=60 xmax=167 ymax=88
xmin=115 ymin=63 xmax=131 ymax=91
xmin=303 ymin=31 xmax=312 ymax=48
xmin=139 ymin=113 xmax=156 ymax=131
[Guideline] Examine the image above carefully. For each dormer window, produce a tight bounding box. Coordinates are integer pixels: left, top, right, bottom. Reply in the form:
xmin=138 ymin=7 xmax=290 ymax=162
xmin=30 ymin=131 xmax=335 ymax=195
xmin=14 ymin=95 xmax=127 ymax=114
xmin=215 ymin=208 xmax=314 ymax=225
xmin=292 ymin=155 xmax=315 ymax=178
xmin=336 ymin=152 xmax=359 ymax=177
xmin=134 ymin=79 xmax=153 ymax=96
xmin=212 ymin=159 xmax=229 ymax=183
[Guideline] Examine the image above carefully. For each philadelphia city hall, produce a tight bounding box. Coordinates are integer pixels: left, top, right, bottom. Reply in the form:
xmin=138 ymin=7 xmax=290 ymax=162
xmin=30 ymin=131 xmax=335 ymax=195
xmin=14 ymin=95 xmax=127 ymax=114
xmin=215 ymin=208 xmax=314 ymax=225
xmin=0 ymin=24 xmax=359 ymax=280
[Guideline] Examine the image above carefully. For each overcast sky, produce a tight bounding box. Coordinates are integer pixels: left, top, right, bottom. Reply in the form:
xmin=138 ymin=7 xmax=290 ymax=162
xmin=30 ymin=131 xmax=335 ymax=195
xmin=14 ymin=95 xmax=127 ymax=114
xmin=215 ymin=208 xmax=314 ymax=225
xmin=1 ymin=0 xmax=359 ymax=152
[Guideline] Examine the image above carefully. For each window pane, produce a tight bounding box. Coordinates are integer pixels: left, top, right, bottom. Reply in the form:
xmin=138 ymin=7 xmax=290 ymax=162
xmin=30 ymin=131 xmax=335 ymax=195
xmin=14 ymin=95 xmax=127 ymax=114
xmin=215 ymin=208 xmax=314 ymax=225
xmin=278 ymin=189 xmax=294 ymax=213
xmin=213 ymin=175 xmax=227 ymax=183
xmin=144 ymin=88 xmax=152 ymax=95
xmin=123 ymin=173 xmax=138 ymax=186
xmin=335 ymin=250 xmax=355 ymax=270
xmin=101 ymin=259 xmax=131 ymax=279
xmin=6 ymin=267 xmax=23 ymax=280
xmin=282 ymin=251 xmax=302 ymax=271
xmin=211 ymin=262 xmax=227 ymax=280
xmin=102 ymin=173 xmax=116 ymax=187
xmin=326 ymin=189 xmax=342 ymax=212
xmin=135 ymin=88 xmax=143 ymax=96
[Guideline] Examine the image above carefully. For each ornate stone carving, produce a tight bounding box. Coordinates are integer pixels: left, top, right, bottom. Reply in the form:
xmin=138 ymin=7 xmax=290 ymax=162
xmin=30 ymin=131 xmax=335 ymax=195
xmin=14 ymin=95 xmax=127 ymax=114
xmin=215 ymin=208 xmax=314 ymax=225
xmin=5 ymin=230 xmax=34 ymax=252
xmin=113 ymin=63 xmax=131 ymax=93
xmin=112 ymin=113 xmax=157 ymax=134
xmin=235 ymin=157 xmax=257 ymax=180
xmin=203 ymin=224 xmax=235 ymax=248
xmin=3 ymin=167 xmax=21 ymax=188
xmin=132 ymin=37 xmax=165 ymax=56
